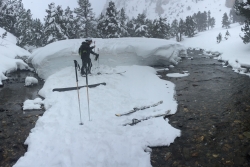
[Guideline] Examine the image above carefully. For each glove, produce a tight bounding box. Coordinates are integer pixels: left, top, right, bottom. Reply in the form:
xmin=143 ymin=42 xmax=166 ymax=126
xmin=95 ymin=54 xmax=99 ymax=61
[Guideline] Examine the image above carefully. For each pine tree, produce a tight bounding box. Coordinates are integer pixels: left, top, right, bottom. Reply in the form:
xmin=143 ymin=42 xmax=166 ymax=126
xmin=64 ymin=6 xmax=78 ymax=39
xmin=207 ymin=10 xmax=211 ymax=30
xmin=100 ymin=1 xmax=121 ymax=38
xmin=185 ymin=16 xmax=196 ymax=37
xmin=30 ymin=19 xmax=44 ymax=47
xmin=178 ymin=18 xmax=186 ymax=41
xmin=16 ymin=9 xmax=33 ymax=47
xmin=74 ymin=0 xmax=96 ymax=38
xmin=210 ymin=17 xmax=215 ymax=28
xmin=0 ymin=0 xmax=23 ymax=36
xmin=43 ymin=3 xmax=68 ymax=45
xmin=222 ymin=12 xmax=230 ymax=29
xmin=118 ymin=8 xmax=128 ymax=37
xmin=150 ymin=17 xmax=170 ymax=39
xmin=195 ymin=11 xmax=207 ymax=32
xmin=233 ymin=0 xmax=246 ymax=25
xmin=207 ymin=10 xmax=216 ymax=29
xmin=170 ymin=19 xmax=179 ymax=38
xmin=234 ymin=0 xmax=250 ymax=43
xmin=126 ymin=18 xmax=135 ymax=37
xmin=134 ymin=13 xmax=148 ymax=37
xmin=96 ymin=13 xmax=106 ymax=38
xmin=241 ymin=20 xmax=250 ymax=44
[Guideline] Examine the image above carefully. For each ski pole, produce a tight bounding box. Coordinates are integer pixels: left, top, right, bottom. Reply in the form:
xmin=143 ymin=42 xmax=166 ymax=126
xmin=97 ymin=48 xmax=100 ymax=74
xmin=85 ymin=70 xmax=91 ymax=121
xmin=74 ymin=60 xmax=83 ymax=125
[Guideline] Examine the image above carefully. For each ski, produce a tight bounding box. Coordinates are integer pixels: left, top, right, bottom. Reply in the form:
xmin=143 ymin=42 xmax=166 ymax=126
xmin=123 ymin=110 xmax=171 ymax=126
xmin=52 ymin=82 xmax=106 ymax=92
xmin=115 ymin=100 xmax=163 ymax=117
xmin=88 ymin=71 xmax=126 ymax=76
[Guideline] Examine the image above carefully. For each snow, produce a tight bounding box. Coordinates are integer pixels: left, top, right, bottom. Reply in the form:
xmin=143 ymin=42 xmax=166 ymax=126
xmin=25 ymin=76 xmax=38 ymax=86
xmin=167 ymin=72 xmax=189 ymax=77
xmin=23 ymin=98 xmax=44 ymax=110
xmin=180 ymin=23 xmax=250 ymax=75
xmin=30 ymin=38 xmax=186 ymax=79
xmin=0 ymin=27 xmax=32 ymax=85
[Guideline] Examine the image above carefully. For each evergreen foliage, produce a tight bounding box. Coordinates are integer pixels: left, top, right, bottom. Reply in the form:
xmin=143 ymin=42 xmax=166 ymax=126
xmin=170 ymin=19 xmax=179 ymax=38
xmin=150 ymin=17 xmax=170 ymax=39
xmin=234 ymin=0 xmax=250 ymax=44
xmin=74 ymin=0 xmax=96 ymax=38
xmin=98 ymin=1 xmax=121 ymax=38
xmin=43 ymin=3 xmax=68 ymax=45
xmin=194 ymin=11 xmax=207 ymax=32
xmin=16 ymin=9 xmax=33 ymax=47
xmin=185 ymin=16 xmax=196 ymax=37
xmin=0 ymin=0 xmax=23 ymax=36
xmin=178 ymin=18 xmax=186 ymax=41
xmin=222 ymin=12 xmax=230 ymax=29
xmin=134 ymin=13 xmax=149 ymax=37
xmin=30 ymin=19 xmax=44 ymax=47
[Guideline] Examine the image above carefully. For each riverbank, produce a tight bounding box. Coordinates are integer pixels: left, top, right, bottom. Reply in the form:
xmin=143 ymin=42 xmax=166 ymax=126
xmin=0 ymin=70 xmax=44 ymax=167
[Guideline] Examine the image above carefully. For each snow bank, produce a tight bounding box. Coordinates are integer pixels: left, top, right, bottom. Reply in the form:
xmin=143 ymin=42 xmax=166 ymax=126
xmin=0 ymin=27 xmax=32 ymax=85
xmin=30 ymin=38 xmax=186 ymax=79
xmin=0 ymin=56 xmax=30 ymax=85
xmin=23 ymin=98 xmax=44 ymax=110
xmin=25 ymin=76 xmax=38 ymax=86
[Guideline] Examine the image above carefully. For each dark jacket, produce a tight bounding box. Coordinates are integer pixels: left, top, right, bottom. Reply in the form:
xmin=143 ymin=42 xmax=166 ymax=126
xmin=79 ymin=42 xmax=97 ymax=60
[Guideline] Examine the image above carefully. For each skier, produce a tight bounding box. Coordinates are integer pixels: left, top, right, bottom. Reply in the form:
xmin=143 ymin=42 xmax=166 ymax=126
xmin=79 ymin=38 xmax=99 ymax=76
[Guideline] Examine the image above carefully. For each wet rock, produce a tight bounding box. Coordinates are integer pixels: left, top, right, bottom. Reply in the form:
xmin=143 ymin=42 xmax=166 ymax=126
xmin=191 ymin=152 xmax=199 ymax=157
xmin=2 ymin=121 xmax=7 ymax=126
xmin=165 ymin=152 xmax=172 ymax=160
xmin=238 ymin=134 xmax=244 ymax=140
xmin=6 ymin=113 xmax=12 ymax=117
xmin=212 ymin=154 xmax=219 ymax=158
xmin=183 ymin=147 xmax=190 ymax=159
xmin=243 ymin=132 xmax=250 ymax=139
xmin=0 ymin=134 xmax=4 ymax=139
xmin=196 ymin=136 xmax=205 ymax=143
xmin=177 ymin=123 xmax=183 ymax=127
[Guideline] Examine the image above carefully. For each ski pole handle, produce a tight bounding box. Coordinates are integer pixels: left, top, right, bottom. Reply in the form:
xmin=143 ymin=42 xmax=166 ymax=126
xmin=74 ymin=60 xmax=78 ymax=68
xmin=74 ymin=60 xmax=78 ymax=82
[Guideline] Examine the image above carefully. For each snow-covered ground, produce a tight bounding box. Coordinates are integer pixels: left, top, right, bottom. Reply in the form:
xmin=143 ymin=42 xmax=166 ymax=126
xmin=1 ymin=15 xmax=250 ymax=167
xmin=13 ymin=38 xmax=184 ymax=167
xmin=181 ymin=23 xmax=250 ymax=75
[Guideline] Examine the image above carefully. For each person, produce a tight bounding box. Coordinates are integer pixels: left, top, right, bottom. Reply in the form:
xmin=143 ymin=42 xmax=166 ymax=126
xmin=78 ymin=38 xmax=99 ymax=76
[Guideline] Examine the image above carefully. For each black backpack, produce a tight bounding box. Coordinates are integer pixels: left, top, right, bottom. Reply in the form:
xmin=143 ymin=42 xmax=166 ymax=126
xmin=78 ymin=43 xmax=88 ymax=56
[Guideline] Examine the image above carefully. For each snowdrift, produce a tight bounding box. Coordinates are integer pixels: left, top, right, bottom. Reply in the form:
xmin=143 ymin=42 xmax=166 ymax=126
xmin=30 ymin=38 xmax=186 ymax=79
xmin=0 ymin=28 xmax=32 ymax=85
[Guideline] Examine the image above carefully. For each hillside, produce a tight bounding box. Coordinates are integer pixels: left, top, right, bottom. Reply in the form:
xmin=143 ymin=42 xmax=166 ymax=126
xmin=103 ymin=0 xmax=232 ymax=28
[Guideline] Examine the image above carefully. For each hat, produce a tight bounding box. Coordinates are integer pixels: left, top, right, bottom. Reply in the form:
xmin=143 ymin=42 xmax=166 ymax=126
xmin=85 ymin=38 xmax=92 ymax=42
